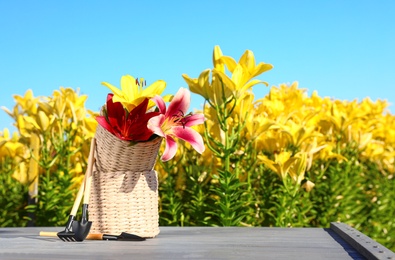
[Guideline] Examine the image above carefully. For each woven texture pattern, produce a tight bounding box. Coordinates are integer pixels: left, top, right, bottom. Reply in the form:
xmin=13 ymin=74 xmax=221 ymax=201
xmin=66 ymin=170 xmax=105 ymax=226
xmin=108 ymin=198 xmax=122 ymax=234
xmin=89 ymin=170 xmax=159 ymax=238
xmin=89 ymin=125 xmax=161 ymax=238
xmin=94 ymin=124 xmax=162 ymax=172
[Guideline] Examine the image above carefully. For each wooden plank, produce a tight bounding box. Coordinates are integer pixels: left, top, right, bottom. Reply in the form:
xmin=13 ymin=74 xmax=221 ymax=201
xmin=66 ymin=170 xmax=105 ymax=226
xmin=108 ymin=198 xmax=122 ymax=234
xmin=331 ymin=222 xmax=395 ymax=260
xmin=0 ymin=226 xmax=366 ymax=259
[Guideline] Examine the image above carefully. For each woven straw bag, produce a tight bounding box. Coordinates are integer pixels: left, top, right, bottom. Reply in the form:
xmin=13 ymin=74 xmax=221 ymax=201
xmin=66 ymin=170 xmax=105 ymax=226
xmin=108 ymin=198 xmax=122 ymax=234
xmin=88 ymin=124 xmax=162 ymax=238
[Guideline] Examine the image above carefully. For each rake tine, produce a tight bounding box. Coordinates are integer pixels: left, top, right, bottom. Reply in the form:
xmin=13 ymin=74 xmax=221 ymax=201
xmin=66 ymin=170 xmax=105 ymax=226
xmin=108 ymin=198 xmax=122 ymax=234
xmin=66 ymin=236 xmax=75 ymax=242
xmin=40 ymin=231 xmax=77 ymax=242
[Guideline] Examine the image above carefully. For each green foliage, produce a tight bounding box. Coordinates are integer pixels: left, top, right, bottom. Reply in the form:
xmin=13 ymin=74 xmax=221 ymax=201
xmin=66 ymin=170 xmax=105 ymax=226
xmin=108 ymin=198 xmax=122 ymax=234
xmin=156 ymin=141 xmax=395 ymax=251
xmin=158 ymin=158 xmax=184 ymax=226
xmin=24 ymin=127 xmax=84 ymax=226
xmin=208 ymin=168 xmax=248 ymax=226
xmin=1 ymin=84 xmax=394 ymax=252
xmin=25 ymin=170 xmax=75 ymax=226
xmin=0 ymin=157 xmax=29 ymax=227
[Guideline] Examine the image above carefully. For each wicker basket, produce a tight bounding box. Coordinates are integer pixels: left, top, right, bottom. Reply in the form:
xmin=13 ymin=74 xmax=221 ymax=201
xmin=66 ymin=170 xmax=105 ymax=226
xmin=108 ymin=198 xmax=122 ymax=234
xmin=88 ymin=125 xmax=161 ymax=238
xmin=94 ymin=124 xmax=162 ymax=173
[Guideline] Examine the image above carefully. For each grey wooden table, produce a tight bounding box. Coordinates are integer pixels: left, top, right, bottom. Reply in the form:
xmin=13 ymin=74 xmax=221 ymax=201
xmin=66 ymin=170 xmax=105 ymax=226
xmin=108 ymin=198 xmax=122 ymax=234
xmin=0 ymin=223 xmax=394 ymax=259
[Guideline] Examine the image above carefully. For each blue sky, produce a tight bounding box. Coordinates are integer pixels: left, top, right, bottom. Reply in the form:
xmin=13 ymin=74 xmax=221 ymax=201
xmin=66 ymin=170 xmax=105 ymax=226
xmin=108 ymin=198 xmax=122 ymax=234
xmin=1 ymin=0 xmax=394 ymax=131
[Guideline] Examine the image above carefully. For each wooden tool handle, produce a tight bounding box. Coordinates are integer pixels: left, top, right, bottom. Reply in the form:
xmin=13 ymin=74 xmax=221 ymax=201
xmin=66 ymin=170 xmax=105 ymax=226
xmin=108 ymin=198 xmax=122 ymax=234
xmin=39 ymin=231 xmax=58 ymax=237
xmin=83 ymin=138 xmax=96 ymax=204
xmin=85 ymin=233 xmax=103 ymax=240
xmin=70 ymin=181 xmax=85 ymax=216
xmin=39 ymin=231 xmax=104 ymax=240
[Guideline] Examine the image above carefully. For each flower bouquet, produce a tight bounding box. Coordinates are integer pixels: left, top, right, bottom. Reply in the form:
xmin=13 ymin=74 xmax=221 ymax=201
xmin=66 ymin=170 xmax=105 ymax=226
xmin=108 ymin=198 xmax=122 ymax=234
xmin=88 ymin=75 xmax=205 ymax=237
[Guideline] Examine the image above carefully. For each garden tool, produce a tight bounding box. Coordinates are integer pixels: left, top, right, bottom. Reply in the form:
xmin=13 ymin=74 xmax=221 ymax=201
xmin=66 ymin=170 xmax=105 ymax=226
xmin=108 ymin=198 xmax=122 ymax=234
xmin=87 ymin=232 xmax=145 ymax=241
xmin=40 ymin=231 xmax=146 ymax=241
xmin=56 ymin=179 xmax=85 ymax=241
xmin=72 ymin=137 xmax=96 ymax=242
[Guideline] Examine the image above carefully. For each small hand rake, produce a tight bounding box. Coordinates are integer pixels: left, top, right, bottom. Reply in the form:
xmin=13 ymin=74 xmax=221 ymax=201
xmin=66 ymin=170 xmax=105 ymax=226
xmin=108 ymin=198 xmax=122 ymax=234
xmin=57 ymin=138 xmax=96 ymax=242
xmin=72 ymin=138 xmax=96 ymax=241
xmin=56 ymin=180 xmax=85 ymax=241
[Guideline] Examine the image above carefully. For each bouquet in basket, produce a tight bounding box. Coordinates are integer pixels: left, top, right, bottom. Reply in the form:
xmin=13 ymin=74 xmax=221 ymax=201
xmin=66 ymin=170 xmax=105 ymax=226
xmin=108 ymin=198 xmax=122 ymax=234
xmin=86 ymin=74 xmax=205 ymax=238
xmin=96 ymin=75 xmax=205 ymax=161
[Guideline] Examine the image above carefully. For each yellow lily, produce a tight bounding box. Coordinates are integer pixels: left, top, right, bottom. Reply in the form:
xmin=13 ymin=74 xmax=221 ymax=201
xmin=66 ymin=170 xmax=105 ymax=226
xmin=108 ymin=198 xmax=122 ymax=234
xmin=244 ymin=109 xmax=274 ymax=141
xmin=317 ymin=142 xmax=347 ymax=162
xmin=50 ymin=87 xmax=88 ymax=122
xmin=258 ymin=151 xmax=298 ymax=180
xmin=0 ymin=128 xmax=10 ymax=141
xmin=182 ymin=69 xmax=233 ymax=107
xmin=0 ymin=128 xmax=25 ymax=158
xmin=214 ymin=47 xmax=273 ymax=96
xmin=12 ymin=160 xmax=28 ymax=184
xmin=212 ymin=45 xmax=225 ymax=73
xmin=258 ymin=151 xmax=309 ymax=187
xmin=183 ymin=45 xmax=232 ymax=105
xmin=16 ymin=115 xmax=34 ymax=138
xmin=82 ymin=112 xmax=99 ymax=138
xmin=13 ymin=89 xmax=39 ymax=115
xmin=102 ymin=75 xmax=168 ymax=112
xmin=21 ymin=110 xmax=53 ymax=133
xmin=288 ymin=152 xmax=307 ymax=185
xmin=213 ymin=64 xmax=268 ymax=98
xmin=2 ymin=90 xmax=39 ymax=123
xmin=182 ymin=69 xmax=212 ymax=101
xmin=184 ymin=46 xmax=273 ymax=105
xmin=222 ymin=50 xmax=272 ymax=79
xmin=280 ymin=123 xmax=321 ymax=148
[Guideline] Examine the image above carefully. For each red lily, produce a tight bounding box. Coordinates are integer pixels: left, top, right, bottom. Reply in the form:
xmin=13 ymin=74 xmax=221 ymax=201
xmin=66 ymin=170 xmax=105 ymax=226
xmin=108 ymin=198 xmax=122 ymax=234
xmin=96 ymin=94 xmax=159 ymax=142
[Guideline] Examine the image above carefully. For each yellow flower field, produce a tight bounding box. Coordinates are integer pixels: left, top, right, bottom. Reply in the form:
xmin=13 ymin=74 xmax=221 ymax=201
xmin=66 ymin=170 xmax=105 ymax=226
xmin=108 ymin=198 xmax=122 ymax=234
xmin=1 ymin=46 xmax=394 ymax=250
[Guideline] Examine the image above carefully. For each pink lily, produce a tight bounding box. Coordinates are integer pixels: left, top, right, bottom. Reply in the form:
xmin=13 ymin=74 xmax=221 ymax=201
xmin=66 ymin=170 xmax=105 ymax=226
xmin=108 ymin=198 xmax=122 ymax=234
xmin=148 ymin=88 xmax=205 ymax=161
